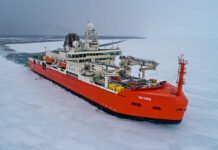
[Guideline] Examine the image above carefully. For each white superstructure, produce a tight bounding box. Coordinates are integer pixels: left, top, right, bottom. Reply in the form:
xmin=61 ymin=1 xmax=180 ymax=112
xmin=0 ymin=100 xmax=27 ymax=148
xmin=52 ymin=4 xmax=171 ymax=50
xmin=42 ymin=22 xmax=158 ymax=90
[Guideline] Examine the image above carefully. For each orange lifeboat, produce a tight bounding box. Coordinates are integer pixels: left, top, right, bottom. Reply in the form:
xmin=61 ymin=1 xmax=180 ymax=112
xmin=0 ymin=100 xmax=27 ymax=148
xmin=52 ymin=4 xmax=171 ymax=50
xmin=59 ymin=61 xmax=67 ymax=69
xmin=44 ymin=56 xmax=54 ymax=64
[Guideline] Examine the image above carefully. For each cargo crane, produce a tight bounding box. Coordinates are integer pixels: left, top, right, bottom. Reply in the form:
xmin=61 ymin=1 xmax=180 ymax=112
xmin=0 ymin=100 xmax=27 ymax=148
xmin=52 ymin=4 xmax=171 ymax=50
xmin=119 ymin=56 xmax=159 ymax=78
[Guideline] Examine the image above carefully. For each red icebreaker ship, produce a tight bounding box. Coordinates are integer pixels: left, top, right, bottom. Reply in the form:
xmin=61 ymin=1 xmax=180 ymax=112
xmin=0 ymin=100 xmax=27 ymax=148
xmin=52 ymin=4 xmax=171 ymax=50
xmin=29 ymin=22 xmax=188 ymax=124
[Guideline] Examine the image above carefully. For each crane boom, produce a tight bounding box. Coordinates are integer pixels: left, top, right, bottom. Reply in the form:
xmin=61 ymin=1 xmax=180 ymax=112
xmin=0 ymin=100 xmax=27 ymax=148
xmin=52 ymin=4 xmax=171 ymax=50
xmin=119 ymin=56 xmax=159 ymax=78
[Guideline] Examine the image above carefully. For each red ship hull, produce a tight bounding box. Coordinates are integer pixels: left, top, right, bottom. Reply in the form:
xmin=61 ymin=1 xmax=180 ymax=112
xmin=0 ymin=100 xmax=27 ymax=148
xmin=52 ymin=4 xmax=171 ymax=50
xmin=29 ymin=59 xmax=188 ymax=124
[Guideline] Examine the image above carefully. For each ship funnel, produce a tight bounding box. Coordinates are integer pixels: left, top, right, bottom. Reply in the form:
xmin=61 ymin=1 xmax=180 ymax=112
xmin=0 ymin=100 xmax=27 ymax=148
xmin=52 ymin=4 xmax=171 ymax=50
xmin=176 ymin=55 xmax=187 ymax=96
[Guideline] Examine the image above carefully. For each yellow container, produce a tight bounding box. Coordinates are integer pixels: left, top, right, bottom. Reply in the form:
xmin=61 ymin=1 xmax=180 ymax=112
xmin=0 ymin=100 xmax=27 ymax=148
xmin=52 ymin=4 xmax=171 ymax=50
xmin=115 ymin=86 xmax=124 ymax=92
xmin=108 ymin=83 xmax=117 ymax=91
xmin=149 ymin=78 xmax=157 ymax=83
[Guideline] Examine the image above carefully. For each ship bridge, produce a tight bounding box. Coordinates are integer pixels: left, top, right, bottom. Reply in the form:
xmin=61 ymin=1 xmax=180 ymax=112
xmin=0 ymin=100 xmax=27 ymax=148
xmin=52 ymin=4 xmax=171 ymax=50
xmin=62 ymin=22 xmax=122 ymax=65
xmin=66 ymin=48 xmax=121 ymax=64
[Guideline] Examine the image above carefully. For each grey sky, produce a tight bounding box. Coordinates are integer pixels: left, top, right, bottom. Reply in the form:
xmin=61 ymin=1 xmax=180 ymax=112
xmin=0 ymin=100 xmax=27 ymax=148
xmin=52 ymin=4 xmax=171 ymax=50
xmin=0 ymin=0 xmax=218 ymax=38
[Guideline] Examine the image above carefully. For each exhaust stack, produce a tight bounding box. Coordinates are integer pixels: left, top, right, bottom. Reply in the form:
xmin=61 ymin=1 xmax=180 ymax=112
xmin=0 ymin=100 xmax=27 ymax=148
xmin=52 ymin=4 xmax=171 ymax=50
xmin=176 ymin=55 xmax=187 ymax=96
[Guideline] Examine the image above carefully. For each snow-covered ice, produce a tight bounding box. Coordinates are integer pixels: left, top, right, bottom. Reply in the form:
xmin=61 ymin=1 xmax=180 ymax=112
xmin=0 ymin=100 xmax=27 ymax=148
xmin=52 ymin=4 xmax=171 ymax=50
xmin=1 ymin=37 xmax=218 ymax=150
xmin=6 ymin=41 xmax=64 ymax=53
xmin=5 ymin=40 xmax=120 ymax=53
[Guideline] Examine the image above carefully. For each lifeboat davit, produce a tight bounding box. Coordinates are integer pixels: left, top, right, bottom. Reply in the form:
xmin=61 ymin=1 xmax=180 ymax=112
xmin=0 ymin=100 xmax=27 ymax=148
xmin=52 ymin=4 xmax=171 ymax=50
xmin=44 ymin=56 xmax=54 ymax=64
xmin=59 ymin=61 xmax=67 ymax=69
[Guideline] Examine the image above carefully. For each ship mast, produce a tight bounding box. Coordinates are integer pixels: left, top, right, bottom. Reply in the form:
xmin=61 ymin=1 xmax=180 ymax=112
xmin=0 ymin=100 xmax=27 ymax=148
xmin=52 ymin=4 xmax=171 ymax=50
xmin=84 ymin=22 xmax=99 ymax=50
xmin=176 ymin=55 xmax=187 ymax=96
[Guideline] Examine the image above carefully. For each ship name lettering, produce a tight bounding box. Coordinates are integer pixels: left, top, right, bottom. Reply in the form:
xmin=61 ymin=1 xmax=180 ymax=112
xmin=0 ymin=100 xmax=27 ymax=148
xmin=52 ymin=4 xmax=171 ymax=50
xmin=138 ymin=96 xmax=151 ymax=101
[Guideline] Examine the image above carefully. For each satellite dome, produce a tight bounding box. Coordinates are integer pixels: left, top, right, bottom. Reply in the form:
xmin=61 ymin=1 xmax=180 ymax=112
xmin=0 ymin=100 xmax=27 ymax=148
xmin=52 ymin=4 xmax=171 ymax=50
xmin=87 ymin=22 xmax=94 ymax=30
xmin=73 ymin=41 xmax=79 ymax=48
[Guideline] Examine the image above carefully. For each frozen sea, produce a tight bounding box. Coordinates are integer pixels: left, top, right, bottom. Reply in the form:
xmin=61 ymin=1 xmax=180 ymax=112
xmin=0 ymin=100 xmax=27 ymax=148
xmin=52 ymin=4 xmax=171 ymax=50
xmin=0 ymin=36 xmax=218 ymax=150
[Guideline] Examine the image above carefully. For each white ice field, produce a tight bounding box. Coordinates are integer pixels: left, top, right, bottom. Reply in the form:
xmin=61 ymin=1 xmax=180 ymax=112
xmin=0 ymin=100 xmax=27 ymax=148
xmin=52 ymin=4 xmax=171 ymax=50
xmin=6 ymin=41 xmax=64 ymax=53
xmin=1 ymin=38 xmax=218 ymax=150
